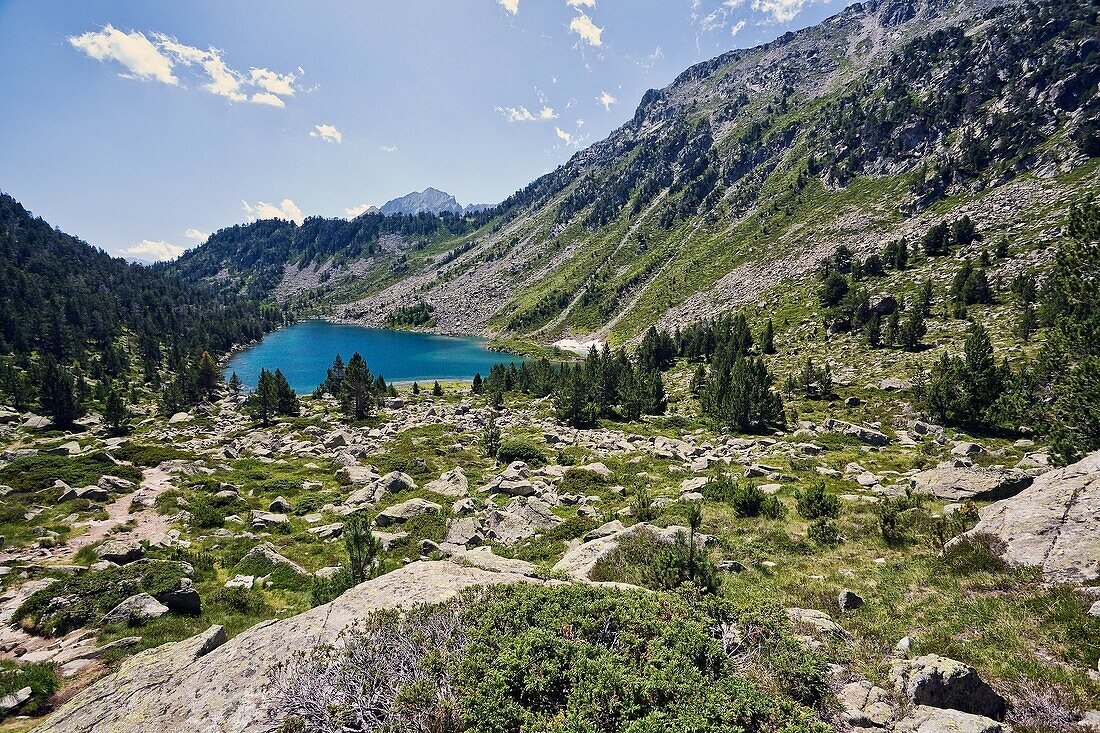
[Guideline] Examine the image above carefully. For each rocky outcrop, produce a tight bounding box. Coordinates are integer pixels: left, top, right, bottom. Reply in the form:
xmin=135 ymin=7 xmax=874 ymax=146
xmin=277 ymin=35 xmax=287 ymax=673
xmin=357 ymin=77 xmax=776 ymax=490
xmin=910 ymin=463 xmax=1033 ymax=501
xmin=892 ymin=706 xmax=1008 ymax=733
xmin=374 ymin=498 xmax=442 ymax=527
xmin=425 ymin=467 xmax=468 ymax=497
xmin=94 ymin=539 xmax=145 ymax=565
xmin=32 ymin=560 xmax=546 ymax=733
xmin=823 ymin=418 xmax=891 ymax=446
xmin=101 ymin=593 xmax=169 ymax=626
xmin=890 ymin=654 xmax=1007 ymax=720
xmin=957 ymin=450 xmax=1100 ymax=584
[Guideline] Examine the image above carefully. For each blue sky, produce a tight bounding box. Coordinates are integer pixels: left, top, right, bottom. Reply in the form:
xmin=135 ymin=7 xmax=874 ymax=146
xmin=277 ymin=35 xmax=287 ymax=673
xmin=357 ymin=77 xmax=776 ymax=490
xmin=0 ymin=0 xmax=853 ymax=260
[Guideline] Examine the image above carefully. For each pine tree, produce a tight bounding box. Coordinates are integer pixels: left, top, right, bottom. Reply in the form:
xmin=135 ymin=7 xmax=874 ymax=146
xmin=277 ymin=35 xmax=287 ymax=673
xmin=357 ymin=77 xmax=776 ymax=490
xmin=432 ymin=381 xmax=444 ymax=397
xmin=323 ymin=355 xmax=346 ymax=395
xmin=103 ymin=384 xmax=131 ymax=436
xmin=864 ymin=315 xmax=882 ymax=348
xmin=38 ymin=357 xmax=84 ymax=427
xmin=922 ymin=221 xmax=951 ymax=256
xmin=885 ymin=310 xmax=900 ymax=347
xmin=689 ymin=364 xmax=708 ymax=396
xmin=249 ymin=368 xmax=278 ymax=426
xmin=471 ymin=372 xmax=483 ymax=393
xmin=481 ymin=413 xmax=501 ymax=459
xmin=641 ymin=368 xmax=667 ymax=416
xmin=1046 ymin=201 xmax=1100 ymax=463
xmin=342 ymin=353 xmax=375 ymax=420
xmin=917 ymin=279 xmax=934 ymax=316
xmin=196 ymin=351 xmax=220 ymax=401
xmin=618 ymin=368 xmax=644 ymax=422
xmin=273 ymin=369 xmax=299 ymax=416
xmin=227 ymin=372 xmax=243 ymax=396
xmin=760 ymin=319 xmax=775 ymax=354
xmin=701 ymin=354 xmax=783 ymax=433
xmin=555 ymin=365 xmax=599 ymax=428
xmin=894 ymin=238 xmax=909 ymax=269
xmin=899 ymin=309 xmax=926 ymax=351
xmin=344 ymin=514 xmax=382 ymax=584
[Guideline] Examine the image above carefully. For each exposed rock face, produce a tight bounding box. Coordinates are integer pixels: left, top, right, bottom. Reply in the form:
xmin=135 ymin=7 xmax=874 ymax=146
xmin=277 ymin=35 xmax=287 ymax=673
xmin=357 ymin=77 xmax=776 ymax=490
xmin=238 ymin=542 xmax=308 ymax=577
xmin=890 ymin=654 xmax=1007 ymax=720
xmin=837 ymin=679 xmax=894 ymax=728
xmin=94 ymin=539 xmax=144 ymax=565
xmin=958 ymin=450 xmax=1100 ymax=584
xmin=823 ymin=418 xmax=891 ymax=446
xmin=482 ymin=497 xmax=560 ymax=544
xmin=910 ymin=463 xmax=1033 ymax=501
xmin=374 ymin=498 xmax=442 ymax=527
xmin=425 ymin=467 xmax=468 ymax=497
xmin=892 ymin=705 xmax=1008 ymax=733
xmin=33 ymin=561 xmax=546 ymax=733
xmin=101 ymin=592 xmax=169 ymax=625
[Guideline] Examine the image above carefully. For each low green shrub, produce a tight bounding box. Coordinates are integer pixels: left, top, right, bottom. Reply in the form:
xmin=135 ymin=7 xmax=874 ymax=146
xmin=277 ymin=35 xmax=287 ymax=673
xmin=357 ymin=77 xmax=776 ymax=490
xmin=274 ymin=584 xmax=833 ymax=733
xmin=256 ymin=478 xmax=304 ymax=495
xmin=112 ymin=443 xmax=192 ymax=467
xmin=496 ymin=438 xmax=547 ymax=466
xmin=14 ymin=561 xmax=190 ymax=636
xmin=557 ymin=465 xmax=612 ymax=493
xmin=939 ymin=532 xmax=1010 ymax=575
xmin=796 ymin=480 xmax=840 ymax=520
xmin=807 ymin=518 xmax=842 ymax=546
xmin=208 ymin=586 xmax=271 ymax=615
xmin=0 ymin=455 xmax=141 ymax=494
xmin=0 ymin=660 xmax=59 ymax=718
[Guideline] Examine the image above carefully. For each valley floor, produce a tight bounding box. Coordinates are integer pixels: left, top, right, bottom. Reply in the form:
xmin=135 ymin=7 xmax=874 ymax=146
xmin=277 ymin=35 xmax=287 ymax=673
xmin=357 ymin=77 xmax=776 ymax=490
xmin=0 ymin=354 xmax=1097 ymax=731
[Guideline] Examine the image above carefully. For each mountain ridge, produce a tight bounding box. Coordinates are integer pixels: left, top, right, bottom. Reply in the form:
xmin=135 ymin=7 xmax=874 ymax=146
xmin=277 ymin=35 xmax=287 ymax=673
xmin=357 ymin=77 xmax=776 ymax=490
xmin=169 ymin=0 xmax=1099 ymax=345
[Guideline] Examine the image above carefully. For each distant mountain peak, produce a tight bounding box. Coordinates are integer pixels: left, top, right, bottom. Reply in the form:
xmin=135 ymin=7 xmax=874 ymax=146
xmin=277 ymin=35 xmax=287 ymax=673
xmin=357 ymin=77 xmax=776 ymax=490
xmin=378 ymin=188 xmax=489 ymax=216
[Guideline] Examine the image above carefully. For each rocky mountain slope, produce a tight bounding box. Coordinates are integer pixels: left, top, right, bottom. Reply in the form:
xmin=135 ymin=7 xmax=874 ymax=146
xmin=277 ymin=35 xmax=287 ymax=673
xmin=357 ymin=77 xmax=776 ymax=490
xmin=170 ymin=0 xmax=1098 ymax=344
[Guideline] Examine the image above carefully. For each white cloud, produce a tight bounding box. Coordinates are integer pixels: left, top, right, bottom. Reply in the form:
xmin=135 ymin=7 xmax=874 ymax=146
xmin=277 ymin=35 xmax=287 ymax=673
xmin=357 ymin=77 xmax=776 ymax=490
xmin=576 ymin=118 xmax=585 ymax=127
xmin=184 ymin=228 xmax=209 ymax=241
xmin=496 ymin=105 xmax=558 ymax=122
xmin=555 ymin=126 xmax=580 ymax=147
xmin=121 ymin=239 xmax=185 ymax=261
xmin=380 ymin=144 xmax=398 ymax=153
xmin=569 ymin=13 xmax=603 ymax=46
xmin=250 ymin=92 xmax=285 ymax=107
xmin=691 ymin=0 xmax=749 ymax=34
xmin=198 ymin=52 xmax=247 ymax=101
xmin=751 ymin=0 xmax=810 ymax=22
xmin=345 ymin=202 xmax=379 ymax=218
xmin=499 ymin=0 xmax=519 ymax=13
xmin=566 ymin=0 xmax=595 ymax=6
xmin=250 ymin=67 xmax=297 ymax=96
xmin=597 ymin=90 xmax=616 ymax=110
xmin=72 ymin=27 xmax=299 ymax=107
xmin=242 ymin=198 xmax=304 ymax=225
xmin=69 ymin=25 xmax=177 ymax=85
xmin=731 ymin=19 xmax=747 ymax=34
xmin=310 ymin=123 xmax=343 ymax=143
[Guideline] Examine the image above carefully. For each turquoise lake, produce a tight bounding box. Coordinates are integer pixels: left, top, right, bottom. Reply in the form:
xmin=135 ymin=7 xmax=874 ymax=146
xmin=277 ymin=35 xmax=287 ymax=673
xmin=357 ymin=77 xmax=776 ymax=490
xmin=226 ymin=320 xmax=525 ymax=393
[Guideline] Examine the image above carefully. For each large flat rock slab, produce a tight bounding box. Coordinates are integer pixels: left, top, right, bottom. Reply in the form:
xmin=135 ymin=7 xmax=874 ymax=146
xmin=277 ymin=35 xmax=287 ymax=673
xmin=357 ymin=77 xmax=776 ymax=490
xmin=909 ymin=463 xmax=1033 ymax=501
xmin=33 ymin=560 xmax=545 ymax=733
xmin=960 ymin=450 xmax=1100 ymax=584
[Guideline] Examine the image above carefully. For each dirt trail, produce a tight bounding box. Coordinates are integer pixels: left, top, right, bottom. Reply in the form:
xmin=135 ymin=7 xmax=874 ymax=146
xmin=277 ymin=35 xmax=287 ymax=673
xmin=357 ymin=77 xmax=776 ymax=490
xmin=0 ymin=465 xmax=177 ymax=566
